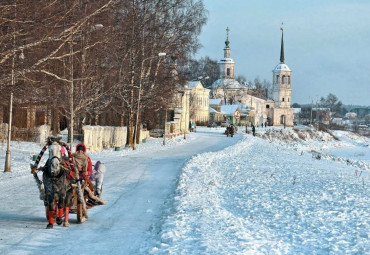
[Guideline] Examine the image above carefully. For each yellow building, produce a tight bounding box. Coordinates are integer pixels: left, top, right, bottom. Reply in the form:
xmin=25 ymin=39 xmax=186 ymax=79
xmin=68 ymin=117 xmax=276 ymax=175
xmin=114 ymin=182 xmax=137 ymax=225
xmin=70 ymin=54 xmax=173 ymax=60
xmin=187 ymin=81 xmax=210 ymax=125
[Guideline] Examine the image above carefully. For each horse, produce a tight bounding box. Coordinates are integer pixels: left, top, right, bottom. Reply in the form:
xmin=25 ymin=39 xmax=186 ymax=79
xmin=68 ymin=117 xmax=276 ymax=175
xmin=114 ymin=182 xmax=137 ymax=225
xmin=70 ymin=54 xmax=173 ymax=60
xmin=42 ymin=140 xmax=69 ymax=229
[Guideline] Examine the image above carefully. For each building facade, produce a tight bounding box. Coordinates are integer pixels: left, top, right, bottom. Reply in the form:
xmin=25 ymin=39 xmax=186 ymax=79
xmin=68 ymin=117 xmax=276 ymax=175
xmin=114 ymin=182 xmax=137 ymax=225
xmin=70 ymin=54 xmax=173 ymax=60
xmin=187 ymin=81 xmax=210 ymax=125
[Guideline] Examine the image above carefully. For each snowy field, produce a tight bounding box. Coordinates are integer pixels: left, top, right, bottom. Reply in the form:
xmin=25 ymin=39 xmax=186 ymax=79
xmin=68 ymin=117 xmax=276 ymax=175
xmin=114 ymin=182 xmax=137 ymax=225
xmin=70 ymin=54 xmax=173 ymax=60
xmin=0 ymin=126 xmax=369 ymax=254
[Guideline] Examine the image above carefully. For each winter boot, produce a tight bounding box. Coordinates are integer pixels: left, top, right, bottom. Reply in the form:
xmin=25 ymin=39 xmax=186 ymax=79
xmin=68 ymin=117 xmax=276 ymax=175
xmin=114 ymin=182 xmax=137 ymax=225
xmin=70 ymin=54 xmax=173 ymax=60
xmin=96 ymin=188 xmax=101 ymax=197
xmin=63 ymin=207 xmax=70 ymax=227
xmin=46 ymin=211 xmax=55 ymax=229
xmin=56 ymin=207 xmax=64 ymax=225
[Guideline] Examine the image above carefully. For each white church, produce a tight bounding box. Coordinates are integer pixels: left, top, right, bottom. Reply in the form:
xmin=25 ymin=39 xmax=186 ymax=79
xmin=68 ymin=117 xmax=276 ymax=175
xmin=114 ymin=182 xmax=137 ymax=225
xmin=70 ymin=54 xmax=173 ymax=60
xmin=201 ymin=27 xmax=294 ymax=127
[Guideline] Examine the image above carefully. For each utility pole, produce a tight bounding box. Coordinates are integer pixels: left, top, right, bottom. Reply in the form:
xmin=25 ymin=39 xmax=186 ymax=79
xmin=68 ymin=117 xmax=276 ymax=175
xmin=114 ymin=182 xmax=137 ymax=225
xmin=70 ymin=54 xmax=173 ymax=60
xmin=4 ymin=1 xmax=17 ymax=172
xmin=316 ymin=97 xmax=319 ymax=127
xmin=163 ymin=109 xmax=167 ymax=145
xmin=310 ymin=98 xmax=313 ymax=125
xmin=69 ymin=36 xmax=74 ymax=151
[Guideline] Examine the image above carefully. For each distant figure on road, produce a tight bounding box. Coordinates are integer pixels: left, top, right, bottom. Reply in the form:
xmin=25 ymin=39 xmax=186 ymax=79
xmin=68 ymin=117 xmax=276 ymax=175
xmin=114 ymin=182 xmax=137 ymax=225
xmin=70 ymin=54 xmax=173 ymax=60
xmin=252 ymin=125 xmax=256 ymax=136
xmin=189 ymin=121 xmax=196 ymax=132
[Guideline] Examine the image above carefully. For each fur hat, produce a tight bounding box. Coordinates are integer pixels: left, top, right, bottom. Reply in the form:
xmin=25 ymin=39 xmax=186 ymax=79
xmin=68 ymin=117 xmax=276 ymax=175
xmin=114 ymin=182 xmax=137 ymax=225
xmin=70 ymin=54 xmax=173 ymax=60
xmin=76 ymin=143 xmax=87 ymax=152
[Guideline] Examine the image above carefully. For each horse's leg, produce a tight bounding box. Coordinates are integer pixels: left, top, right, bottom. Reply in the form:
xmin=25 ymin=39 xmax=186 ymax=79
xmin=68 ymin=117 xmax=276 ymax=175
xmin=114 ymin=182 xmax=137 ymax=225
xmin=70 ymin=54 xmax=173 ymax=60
xmin=56 ymin=181 xmax=66 ymax=225
xmin=63 ymin=187 xmax=73 ymax=227
xmin=46 ymin=200 xmax=55 ymax=229
xmin=56 ymin=195 xmax=64 ymax=225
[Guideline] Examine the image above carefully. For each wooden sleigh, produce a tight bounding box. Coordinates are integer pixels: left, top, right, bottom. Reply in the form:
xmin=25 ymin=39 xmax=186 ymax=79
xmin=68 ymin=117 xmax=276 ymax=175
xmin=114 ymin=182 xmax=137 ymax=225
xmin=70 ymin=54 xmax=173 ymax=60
xmin=69 ymin=178 xmax=107 ymax=223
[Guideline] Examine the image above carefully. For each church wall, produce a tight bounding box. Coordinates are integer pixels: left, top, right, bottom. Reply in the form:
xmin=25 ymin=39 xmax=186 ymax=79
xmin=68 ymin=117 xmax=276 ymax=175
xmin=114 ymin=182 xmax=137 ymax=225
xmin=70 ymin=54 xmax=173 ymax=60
xmin=219 ymin=62 xmax=234 ymax=79
xmin=271 ymin=108 xmax=294 ymax=127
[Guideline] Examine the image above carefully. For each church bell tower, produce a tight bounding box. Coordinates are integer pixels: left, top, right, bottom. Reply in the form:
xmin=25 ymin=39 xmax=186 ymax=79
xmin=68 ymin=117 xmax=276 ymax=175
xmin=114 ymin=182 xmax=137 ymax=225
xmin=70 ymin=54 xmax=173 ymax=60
xmin=218 ymin=27 xmax=235 ymax=79
xmin=272 ymin=27 xmax=292 ymax=108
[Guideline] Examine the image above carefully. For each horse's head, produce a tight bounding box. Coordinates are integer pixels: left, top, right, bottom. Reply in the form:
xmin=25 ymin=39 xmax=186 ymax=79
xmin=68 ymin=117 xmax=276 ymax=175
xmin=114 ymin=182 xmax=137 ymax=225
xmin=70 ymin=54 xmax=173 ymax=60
xmin=48 ymin=142 xmax=62 ymax=177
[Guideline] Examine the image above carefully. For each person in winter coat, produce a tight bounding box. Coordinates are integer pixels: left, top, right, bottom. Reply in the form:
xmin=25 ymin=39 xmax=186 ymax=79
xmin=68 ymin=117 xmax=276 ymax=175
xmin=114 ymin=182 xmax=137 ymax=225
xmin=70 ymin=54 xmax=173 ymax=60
xmin=90 ymin=161 xmax=106 ymax=197
xmin=252 ymin=125 xmax=256 ymax=136
xmin=62 ymin=143 xmax=92 ymax=226
xmin=73 ymin=143 xmax=92 ymax=180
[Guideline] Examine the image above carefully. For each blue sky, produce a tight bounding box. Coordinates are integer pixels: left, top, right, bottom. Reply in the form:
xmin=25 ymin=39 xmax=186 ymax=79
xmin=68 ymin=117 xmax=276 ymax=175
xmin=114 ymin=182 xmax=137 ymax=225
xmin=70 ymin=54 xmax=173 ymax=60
xmin=196 ymin=0 xmax=370 ymax=106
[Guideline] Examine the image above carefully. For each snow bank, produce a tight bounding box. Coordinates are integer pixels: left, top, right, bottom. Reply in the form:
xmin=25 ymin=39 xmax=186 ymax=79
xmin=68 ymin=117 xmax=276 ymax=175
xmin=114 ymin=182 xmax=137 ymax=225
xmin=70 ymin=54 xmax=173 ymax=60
xmin=150 ymin=128 xmax=370 ymax=254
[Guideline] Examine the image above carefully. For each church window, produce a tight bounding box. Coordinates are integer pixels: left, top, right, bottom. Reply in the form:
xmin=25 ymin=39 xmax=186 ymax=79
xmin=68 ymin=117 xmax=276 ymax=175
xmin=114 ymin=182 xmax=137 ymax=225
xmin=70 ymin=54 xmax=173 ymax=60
xmin=227 ymin=68 xmax=230 ymax=76
xmin=280 ymin=115 xmax=286 ymax=125
xmin=276 ymin=75 xmax=279 ymax=83
xmin=288 ymin=76 xmax=290 ymax=84
xmin=282 ymin=98 xmax=285 ymax=102
xmin=282 ymin=75 xmax=286 ymax=84
xmin=288 ymin=98 xmax=290 ymax=102
xmin=266 ymin=105 xmax=270 ymax=109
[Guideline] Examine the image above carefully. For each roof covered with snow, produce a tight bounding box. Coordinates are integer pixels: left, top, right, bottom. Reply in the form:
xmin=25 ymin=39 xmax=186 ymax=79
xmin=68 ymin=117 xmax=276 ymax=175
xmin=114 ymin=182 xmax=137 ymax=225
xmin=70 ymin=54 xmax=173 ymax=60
xmin=209 ymin=99 xmax=222 ymax=106
xmin=293 ymin=108 xmax=301 ymax=113
xmin=273 ymin=63 xmax=291 ymax=72
xmin=220 ymin=104 xmax=240 ymax=115
xmin=187 ymin=81 xmax=203 ymax=89
xmin=218 ymin=58 xmax=235 ymax=64
xmin=209 ymin=107 xmax=219 ymax=113
xmin=209 ymin=78 xmax=248 ymax=89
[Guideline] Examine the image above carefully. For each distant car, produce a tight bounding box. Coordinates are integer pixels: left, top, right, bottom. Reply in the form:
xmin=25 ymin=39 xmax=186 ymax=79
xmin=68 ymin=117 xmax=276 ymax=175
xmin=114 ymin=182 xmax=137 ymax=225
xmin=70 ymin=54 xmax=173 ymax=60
xmin=221 ymin=121 xmax=229 ymax=127
xmin=207 ymin=122 xmax=217 ymax=128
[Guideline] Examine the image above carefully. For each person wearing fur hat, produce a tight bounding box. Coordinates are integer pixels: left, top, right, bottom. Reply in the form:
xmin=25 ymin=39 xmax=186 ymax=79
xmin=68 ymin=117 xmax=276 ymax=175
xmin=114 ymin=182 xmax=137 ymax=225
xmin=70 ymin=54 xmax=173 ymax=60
xmin=73 ymin=143 xmax=92 ymax=180
xmin=63 ymin=143 xmax=92 ymax=225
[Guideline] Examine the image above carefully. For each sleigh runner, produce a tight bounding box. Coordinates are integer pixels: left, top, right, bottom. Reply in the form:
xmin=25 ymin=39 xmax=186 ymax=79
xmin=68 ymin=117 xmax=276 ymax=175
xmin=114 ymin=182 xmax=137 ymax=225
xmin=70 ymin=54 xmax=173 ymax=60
xmin=31 ymin=137 xmax=107 ymax=228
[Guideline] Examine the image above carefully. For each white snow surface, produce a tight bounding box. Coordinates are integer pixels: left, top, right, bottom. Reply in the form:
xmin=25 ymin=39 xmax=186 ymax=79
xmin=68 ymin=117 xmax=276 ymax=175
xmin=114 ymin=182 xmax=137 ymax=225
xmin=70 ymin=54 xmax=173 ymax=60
xmin=0 ymin=126 xmax=369 ymax=255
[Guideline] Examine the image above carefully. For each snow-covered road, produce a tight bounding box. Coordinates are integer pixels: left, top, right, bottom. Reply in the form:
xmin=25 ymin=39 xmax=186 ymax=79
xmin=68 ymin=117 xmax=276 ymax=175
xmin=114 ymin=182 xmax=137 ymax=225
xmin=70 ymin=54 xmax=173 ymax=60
xmin=1 ymin=126 xmax=369 ymax=255
xmin=0 ymin=128 xmax=240 ymax=255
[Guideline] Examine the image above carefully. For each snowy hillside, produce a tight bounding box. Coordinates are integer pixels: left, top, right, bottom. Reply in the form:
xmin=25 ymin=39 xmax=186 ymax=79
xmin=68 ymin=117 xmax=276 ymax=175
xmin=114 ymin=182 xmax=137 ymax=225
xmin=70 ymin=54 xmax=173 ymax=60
xmin=149 ymin=127 xmax=370 ymax=254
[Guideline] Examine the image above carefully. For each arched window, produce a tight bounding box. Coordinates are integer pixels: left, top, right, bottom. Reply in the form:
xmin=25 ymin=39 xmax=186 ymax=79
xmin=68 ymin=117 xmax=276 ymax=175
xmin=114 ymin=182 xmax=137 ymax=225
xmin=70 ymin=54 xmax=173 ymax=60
xmin=227 ymin=68 xmax=230 ymax=76
xmin=282 ymin=98 xmax=285 ymax=102
xmin=288 ymin=98 xmax=290 ymax=102
xmin=276 ymin=75 xmax=279 ymax=83
xmin=282 ymin=75 xmax=286 ymax=84
xmin=266 ymin=105 xmax=270 ymax=109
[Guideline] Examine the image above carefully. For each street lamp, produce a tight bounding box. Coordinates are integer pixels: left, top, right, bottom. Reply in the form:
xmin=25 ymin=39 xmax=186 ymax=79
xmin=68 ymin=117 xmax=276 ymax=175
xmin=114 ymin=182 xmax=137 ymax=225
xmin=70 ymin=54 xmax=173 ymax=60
xmin=133 ymin=52 xmax=166 ymax=150
xmin=183 ymin=86 xmax=188 ymax=139
xmin=163 ymin=109 xmax=167 ymax=146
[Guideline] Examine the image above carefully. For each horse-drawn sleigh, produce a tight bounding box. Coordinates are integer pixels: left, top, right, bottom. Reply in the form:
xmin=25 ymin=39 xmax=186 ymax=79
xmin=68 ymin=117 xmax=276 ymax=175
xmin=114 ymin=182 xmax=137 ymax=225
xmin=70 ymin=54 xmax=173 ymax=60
xmin=224 ymin=124 xmax=237 ymax=137
xmin=31 ymin=137 xmax=107 ymax=229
